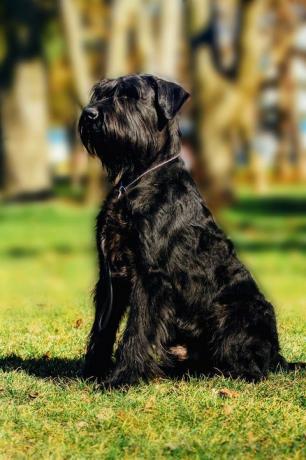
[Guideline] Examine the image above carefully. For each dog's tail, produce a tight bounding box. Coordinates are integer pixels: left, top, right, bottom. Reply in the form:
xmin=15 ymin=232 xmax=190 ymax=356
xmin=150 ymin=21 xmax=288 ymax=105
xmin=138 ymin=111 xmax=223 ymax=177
xmin=271 ymin=354 xmax=306 ymax=373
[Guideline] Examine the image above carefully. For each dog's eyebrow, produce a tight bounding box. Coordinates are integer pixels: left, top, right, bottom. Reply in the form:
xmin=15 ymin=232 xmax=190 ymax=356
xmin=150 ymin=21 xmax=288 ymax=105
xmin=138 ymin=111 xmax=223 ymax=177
xmin=92 ymin=96 xmax=148 ymax=105
xmin=116 ymin=95 xmax=137 ymax=99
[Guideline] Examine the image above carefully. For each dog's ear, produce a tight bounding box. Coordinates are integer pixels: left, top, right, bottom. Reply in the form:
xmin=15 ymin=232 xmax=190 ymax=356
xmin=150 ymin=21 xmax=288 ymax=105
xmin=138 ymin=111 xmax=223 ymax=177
xmin=143 ymin=75 xmax=190 ymax=127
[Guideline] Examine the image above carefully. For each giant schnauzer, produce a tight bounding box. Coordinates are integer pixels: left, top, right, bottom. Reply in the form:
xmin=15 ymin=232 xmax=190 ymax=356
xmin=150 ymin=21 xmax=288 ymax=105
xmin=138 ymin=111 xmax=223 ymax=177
xmin=79 ymin=74 xmax=302 ymax=388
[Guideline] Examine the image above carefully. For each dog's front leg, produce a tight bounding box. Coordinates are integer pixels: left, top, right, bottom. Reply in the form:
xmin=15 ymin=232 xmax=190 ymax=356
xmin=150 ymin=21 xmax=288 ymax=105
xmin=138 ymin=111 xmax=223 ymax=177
xmin=84 ymin=277 xmax=129 ymax=380
xmin=103 ymin=274 xmax=171 ymax=388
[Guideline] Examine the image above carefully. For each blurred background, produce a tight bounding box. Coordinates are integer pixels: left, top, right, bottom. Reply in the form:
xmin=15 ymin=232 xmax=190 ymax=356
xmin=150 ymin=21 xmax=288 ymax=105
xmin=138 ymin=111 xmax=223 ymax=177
xmin=0 ymin=1 xmax=305 ymax=326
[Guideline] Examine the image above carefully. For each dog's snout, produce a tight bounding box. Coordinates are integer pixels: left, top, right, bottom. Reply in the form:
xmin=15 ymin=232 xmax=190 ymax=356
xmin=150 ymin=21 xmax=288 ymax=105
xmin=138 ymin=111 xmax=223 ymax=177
xmin=84 ymin=107 xmax=99 ymax=120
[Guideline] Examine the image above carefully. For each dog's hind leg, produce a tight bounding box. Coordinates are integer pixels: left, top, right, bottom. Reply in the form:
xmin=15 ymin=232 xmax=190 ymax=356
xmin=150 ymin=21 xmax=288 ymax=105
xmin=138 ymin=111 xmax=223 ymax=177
xmin=211 ymin=334 xmax=272 ymax=382
xmin=206 ymin=298 xmax=281 ymax=382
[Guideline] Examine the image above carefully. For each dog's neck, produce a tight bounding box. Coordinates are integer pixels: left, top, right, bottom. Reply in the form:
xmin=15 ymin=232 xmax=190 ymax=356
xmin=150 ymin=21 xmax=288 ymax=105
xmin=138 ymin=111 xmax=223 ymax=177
xmin=115 ymin=123 xmax=181 ymax=186
xmin=117 ymin=154 xmax=181 ymax=198
xmin=115 ymin=148 xmax=179 ymax=187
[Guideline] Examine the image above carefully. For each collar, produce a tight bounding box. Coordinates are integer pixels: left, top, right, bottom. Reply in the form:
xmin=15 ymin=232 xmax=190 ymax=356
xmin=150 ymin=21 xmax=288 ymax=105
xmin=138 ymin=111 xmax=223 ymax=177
xmin=118 ymin=154 xmax=181 ymax=199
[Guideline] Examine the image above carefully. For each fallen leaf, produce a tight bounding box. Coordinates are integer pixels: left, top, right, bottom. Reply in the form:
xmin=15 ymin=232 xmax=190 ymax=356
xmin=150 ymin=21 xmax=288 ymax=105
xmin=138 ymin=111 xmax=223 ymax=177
xmin=117 ymin=410 xmax=129 ymax=421
xmin=143 ymin=396 xmax=156 ymax=412
xmin=165 ymin=443 xmax=179 ymax=451
xmin=224 ymin=404 xmax=233 ymax=415
xmin=216 ymin=388 xmax=239 ymax=399
xmin=74 ymin=318 xmax=84 ymax=329
xmin=248 ymin=431 xmax=256 ymax=443
xmin=96 ymin=408 xmax=114 ymax=421
xmin=76 ymin=421 xmax=87 ymax=429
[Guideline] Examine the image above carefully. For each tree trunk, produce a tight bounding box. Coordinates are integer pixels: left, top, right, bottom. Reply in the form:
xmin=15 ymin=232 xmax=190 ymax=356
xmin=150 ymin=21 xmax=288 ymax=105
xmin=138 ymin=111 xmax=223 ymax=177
xmin=60 ymin=0 xmax=93 ymax=106
xmin=187 ymin=0 xmax=235 ymax=208
xmin=3 ymin=60 xmax=51 ymax=199
xmin=159 ymin=0 xmax=183 ymax=79
xmin=187 ymin=0 xmax=269 ymax=207
xmin=0 ymin=99 xmax=5 ymax=192
xmin=60 ymin=0 xmax=104 ymax=203
xmin=106 ymin=0 xmax=156 ymax=77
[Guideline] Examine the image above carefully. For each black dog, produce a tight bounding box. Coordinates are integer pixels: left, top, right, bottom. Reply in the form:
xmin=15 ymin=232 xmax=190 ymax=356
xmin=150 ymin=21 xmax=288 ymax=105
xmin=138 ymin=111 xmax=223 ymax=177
xmin=79 ymin=74 xmax=301 ymax=387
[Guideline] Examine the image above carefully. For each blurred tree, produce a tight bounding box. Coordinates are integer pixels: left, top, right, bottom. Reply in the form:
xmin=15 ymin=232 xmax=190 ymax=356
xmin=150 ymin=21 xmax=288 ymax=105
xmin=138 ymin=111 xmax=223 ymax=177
xmin=0 ymin=102 xmax=4 ymax=189
xmin=2 ymin=61 xmax=51 ymax=199
xmin=60 ymin=0 xmax=100 ymax=203
xmin=106 ymin=0 xmax=156 ymax=77
xmin=191 ymin=0 xmax=254 ymax=81
xmin=159 ymin=0 xmax=183 ymax=79
xmin=286 ymin=1 xmax=306 ymax=180
xmin=60 ymin=0 xmax=93 ymax=106
xmin=187 ymin=0 xmax=273 ymax=205
xmin=0 ymin=0 xmax=55 ymax=200
xmin=187 ymin=0 xmax=237 ymax=206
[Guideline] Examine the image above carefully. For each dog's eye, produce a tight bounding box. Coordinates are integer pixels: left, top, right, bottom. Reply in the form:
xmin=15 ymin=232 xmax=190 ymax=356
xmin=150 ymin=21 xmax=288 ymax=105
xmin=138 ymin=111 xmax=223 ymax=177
xmin=117 ymin=85 xmax=140 ymax=100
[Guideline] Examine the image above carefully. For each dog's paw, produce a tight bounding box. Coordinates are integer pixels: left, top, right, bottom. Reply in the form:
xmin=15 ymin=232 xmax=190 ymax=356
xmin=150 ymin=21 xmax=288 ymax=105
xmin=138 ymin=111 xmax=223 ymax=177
xmin=100 ymin=369 xmax=144 ymax=390
xmin=83 ymin=358 xmax=114 ymax=381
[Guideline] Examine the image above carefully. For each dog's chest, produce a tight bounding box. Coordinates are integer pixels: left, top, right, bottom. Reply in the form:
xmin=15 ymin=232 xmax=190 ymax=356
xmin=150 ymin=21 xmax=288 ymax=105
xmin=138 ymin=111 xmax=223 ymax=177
xmin=99 ymin=198 xmax=133 ymax=278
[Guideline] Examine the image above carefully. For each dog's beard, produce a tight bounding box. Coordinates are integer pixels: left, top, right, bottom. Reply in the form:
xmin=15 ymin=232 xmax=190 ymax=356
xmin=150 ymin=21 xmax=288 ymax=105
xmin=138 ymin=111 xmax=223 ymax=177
xmin=79 ymin=125 xmax=124 ymax=182
xmin=79 ymin=107 xmax=163 ymax=182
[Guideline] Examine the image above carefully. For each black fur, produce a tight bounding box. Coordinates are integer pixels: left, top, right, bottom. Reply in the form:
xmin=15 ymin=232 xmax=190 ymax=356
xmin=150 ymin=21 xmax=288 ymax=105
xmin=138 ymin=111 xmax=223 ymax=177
xmin=79 ymin=74 xmax=304 ymax=388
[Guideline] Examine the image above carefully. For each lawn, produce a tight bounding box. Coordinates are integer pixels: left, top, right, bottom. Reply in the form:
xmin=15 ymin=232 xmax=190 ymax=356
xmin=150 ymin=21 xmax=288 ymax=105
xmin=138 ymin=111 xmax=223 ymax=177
xmin=0 ymin=189 xmax=305 ymax=459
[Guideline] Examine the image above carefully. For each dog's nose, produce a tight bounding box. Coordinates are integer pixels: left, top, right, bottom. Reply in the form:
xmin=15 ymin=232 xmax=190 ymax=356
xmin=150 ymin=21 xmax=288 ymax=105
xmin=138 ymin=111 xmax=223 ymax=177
xmin=84 ymin=107 xmax=99 ymax=120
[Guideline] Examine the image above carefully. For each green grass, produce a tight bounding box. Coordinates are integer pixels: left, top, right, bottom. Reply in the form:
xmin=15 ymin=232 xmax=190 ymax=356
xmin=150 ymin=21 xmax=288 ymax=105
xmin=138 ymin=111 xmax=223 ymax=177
xmin=0 ymin=190 xmax=305 ymax=459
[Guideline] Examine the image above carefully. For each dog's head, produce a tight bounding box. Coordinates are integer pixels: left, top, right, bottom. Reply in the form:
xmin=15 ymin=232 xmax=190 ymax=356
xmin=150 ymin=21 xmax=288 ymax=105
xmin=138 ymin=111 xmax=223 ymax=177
xmin=78 ymin=74 xmax=189 ymax=181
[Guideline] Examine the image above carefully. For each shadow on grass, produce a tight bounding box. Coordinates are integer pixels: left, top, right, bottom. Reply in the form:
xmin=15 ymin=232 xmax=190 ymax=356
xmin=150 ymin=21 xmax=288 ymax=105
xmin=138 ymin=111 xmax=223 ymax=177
xmin=0 ymin=355 xmax=84 ymax=380
xmin=232 ymin=196 xmax=306 ymax=217
xmin=2 ymin=244 xmax=92 ymax=259
xmin=4 ymin=238 xmax=306 ymax=258
xmin=235 ymin=240 xmax=306 ymax=252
